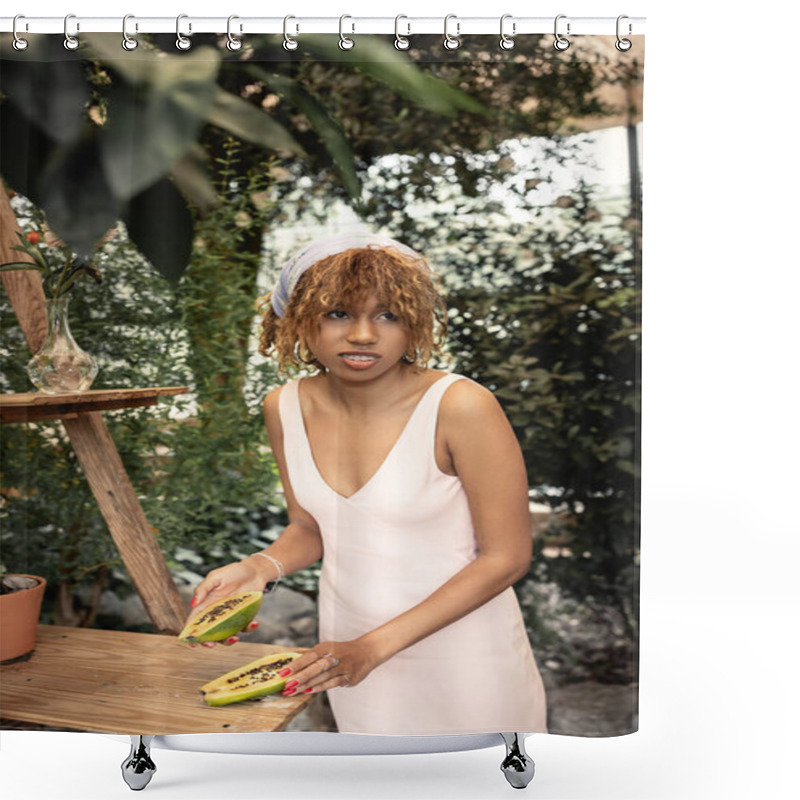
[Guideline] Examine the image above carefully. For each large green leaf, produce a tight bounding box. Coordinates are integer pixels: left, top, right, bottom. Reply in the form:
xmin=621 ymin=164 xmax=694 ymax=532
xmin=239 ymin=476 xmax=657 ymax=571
xmin=123 ymin=178 xmax=194 ymax=287
xmin=0 ymin=47 xmax=88 ymax=145
xmin=39 ymin=128 xmax=122 ymax=257
xmin=301 ymin=36 xmax=487 ymax=117
xmin=0 ymin=98 xmax=57 ymax=202
xmin=245 ymin=66 xmax=360 ymax=199
xmin=170 ymin=145 xmax=218 ymax=214
xmin=95 ymin=44 xmax=221 ymax=201
xmin=206 ymin=89 xmax=305 ymax=156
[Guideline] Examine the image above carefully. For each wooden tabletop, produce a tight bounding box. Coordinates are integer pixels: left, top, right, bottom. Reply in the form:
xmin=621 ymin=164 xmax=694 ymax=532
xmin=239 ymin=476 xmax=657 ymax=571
xmin=0 ymin=626 xmax=313 ymax=734
xmin=0 ymin=386 xmax=189 ymax=424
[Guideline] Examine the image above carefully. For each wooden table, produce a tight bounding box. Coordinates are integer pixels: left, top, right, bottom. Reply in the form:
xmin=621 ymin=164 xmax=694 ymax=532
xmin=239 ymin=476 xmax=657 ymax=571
xmin=0 ymin=626 xmax=312 ymax=734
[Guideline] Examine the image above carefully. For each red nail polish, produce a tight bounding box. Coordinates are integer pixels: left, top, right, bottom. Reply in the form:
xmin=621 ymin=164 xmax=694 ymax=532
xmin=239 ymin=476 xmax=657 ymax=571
xmin=226 ymin=637 xmax=237 ymax=644
xmin=190 ymin=597 xmax=197 ymax=608
xmin=285 ymin=680 xmax=298 ymax=690
xmin=283 ymin=687 xmax=297 ymax=696
xmin=278 ymin=668 xmax=292 ymax=677
xmin=302 ymin=688 xmax=313 ymax=694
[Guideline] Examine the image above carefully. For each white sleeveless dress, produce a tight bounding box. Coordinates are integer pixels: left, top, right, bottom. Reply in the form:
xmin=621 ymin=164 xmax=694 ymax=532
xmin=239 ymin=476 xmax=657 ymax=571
xmin=278 ymin=372 xmax=547 ymax=735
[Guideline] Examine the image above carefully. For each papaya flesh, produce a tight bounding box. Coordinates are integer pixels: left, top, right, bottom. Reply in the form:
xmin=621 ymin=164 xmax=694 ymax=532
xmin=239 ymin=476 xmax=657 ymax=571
xmin=200 ymin=652 xmax=303 ymax=706
xmin=178 ymin=591 xmax=263 ymax=643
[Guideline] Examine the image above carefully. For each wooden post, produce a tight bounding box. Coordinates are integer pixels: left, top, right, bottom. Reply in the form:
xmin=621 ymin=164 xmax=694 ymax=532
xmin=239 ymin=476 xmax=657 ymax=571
xmin=1 ymin=182 xmax=186 ymax=633
xmin=61 ymin=412 xmax=187 ymax=633
xmin=0 ymin=186 xmax=47 ymax=353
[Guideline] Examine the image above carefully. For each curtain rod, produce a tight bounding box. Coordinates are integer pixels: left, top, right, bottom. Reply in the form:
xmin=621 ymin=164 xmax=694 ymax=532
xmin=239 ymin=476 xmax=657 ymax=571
xmin=0 ymin=16 xmax=645 ymax=37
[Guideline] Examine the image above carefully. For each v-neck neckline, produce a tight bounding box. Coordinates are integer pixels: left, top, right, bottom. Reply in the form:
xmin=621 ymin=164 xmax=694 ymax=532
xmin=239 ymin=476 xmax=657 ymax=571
xmin=295 ymin=374 xmax=450 ymax=501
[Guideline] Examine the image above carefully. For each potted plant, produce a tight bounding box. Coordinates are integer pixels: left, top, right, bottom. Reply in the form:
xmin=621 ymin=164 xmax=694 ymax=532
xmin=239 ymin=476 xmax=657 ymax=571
xmin=0 ymin=561 xmax=47 ymax=664
xmin=0 ymin=216 xmax=104 ymax=394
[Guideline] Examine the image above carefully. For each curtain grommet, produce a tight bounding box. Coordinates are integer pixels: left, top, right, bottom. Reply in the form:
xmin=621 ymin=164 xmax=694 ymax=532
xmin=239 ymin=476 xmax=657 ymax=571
xmin=283 ymin=15 xmax=299 ymax=51
xmin=226 ymin=15 xmax=243 ymax=51
xmin=553 ymin=14 xmax=570 ymax=51
xmin=12 ymin=14 xmax=29 ymax=51
xmin=175 ymin=14 xmax=192 ymax=51
xmin=443 ymin=14 xmax=460 ymax=51
xmin=499 ymin=14 xmax=516 ymax=50
xmin=339 ymin=15 xmax=355 ymax=50
xmin=394 ymin=15 xmax=410 ymax=51
xmin=121 ymin=14 xmax=138 ymax=51
xmin=63 ymin=13 xmax=79 ymax=51
xmin=615 ymin=15 xmax=633 ymax=51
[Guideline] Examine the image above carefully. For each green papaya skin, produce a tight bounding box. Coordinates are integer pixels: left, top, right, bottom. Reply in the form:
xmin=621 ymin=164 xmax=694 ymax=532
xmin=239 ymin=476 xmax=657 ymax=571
xmin=178 ymin=591 xmax=263 ymax=643
xmin=200 ymin=652 xmax=303 ymax=706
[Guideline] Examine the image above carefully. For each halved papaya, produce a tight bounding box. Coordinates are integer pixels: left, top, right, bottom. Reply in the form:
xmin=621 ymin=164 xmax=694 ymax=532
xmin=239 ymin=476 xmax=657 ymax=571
xmin=200 ymin=651 xmax=303 ymax=706
xmin=178 ymin=591 xmax=263 ymax=643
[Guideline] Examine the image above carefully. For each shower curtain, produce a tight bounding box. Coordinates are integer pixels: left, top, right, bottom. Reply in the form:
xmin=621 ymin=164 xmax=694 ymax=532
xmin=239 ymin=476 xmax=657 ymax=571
xmin=0 ymin=25 xmax=642 ymax=739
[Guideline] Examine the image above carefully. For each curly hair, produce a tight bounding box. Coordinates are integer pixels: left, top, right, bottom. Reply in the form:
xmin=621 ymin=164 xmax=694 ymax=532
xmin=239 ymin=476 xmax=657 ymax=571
xmin=258 ymin=246 xmax=447 ymax=373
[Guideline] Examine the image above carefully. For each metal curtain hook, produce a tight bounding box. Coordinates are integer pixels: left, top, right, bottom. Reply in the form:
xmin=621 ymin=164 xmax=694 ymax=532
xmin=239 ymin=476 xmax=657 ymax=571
xmin=553 ymin=14 xmax=570 ymax=51
xmin=443 ymin=14 xmax=460 ymax=50
xmin=122 ymin=14 xmax=138 ymax=51
xmin=339 ymin=15 xmax=354 ymax=50
xmin=616 ymin=14 xmax=633 ymax=51
xmin=227 ymin=15 xmax=242 ymax=51
xmin=394 ymin=14 xmax=410 ymax=51
xmin=499 ymin=14 xmax=516 ymax=50
xmin=176 ymin=14 xmax=191 ymax=50
xmin=283 ymin=15 xmax=298 ymax=50
xmin=12 ymin=14 xmax=28 ymax=51
xmin=63 ymin=14 xmax=79 ymax=50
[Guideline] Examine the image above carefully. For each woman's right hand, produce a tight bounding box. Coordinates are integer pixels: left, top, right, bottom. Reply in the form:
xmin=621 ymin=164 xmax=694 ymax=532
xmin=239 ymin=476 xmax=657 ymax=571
xmin=185 ymin=557 xmax=271 ymax=647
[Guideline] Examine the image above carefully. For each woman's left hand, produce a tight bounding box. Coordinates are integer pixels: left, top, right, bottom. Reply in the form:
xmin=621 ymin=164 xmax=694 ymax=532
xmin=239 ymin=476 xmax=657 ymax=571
xmin=279 ymin=638 xmax=381 ymax=696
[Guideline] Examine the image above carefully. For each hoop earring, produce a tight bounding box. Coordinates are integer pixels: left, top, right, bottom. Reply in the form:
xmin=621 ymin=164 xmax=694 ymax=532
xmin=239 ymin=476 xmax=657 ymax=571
xmin=401 ymin=350 xmax=418 ymax=365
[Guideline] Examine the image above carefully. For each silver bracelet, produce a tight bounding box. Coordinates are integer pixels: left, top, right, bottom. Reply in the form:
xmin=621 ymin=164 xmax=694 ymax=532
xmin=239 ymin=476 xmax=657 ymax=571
xmin=251 ymin=551 xmax=284 ymax=592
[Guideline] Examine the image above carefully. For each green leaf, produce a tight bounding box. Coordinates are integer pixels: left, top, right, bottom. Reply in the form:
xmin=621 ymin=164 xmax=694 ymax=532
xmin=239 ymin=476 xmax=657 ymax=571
xmin=245 ymin=66 xmax=359 ymax=199
xmin=98 ymin=46 xmax=221 ymax=201
xmin=0 ymin=97 xmax=57 ymax=203
xmin=206 ymin=89 xmax=305 ymax=157
xmin=123 ymin=178 xmax=194 ymax=287
xmin=11 ymin=235 xmax=48 ymax=271
xmin=301 ymin=36 xmax=487 ymax=117
xmin=170 ymin=146 xmax=218 ymax=213
xmin=40 ymin=127 xmax=122 ymax=257
xmin=0 ymin=40 xmax=89 ymax=145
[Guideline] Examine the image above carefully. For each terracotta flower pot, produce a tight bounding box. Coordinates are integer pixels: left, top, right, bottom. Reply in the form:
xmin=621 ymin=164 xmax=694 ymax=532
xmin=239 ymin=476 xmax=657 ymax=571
xmin=0 ymin=574 xmax=47 ymax=664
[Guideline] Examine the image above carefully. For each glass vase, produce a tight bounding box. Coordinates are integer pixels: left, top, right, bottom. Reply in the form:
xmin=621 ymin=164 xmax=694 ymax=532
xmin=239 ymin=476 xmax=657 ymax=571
xmin=26 ymin=297 xmax=99 ymax=393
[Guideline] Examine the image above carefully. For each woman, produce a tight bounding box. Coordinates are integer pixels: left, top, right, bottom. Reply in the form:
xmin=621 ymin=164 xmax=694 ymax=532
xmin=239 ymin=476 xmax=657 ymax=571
xmin=189 ymin=234 xmax=547 ymax=735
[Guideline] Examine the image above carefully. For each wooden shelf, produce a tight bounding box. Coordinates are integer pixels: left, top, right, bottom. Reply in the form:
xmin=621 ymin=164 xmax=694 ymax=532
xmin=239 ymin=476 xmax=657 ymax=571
xmin=0 ymin=386 xmax=189 ymax=424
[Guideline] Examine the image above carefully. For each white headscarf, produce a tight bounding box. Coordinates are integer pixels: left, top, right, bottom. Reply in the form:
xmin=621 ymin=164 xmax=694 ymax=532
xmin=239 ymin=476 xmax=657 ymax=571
xmin=270 ymin=233 xmax=422 ymax=317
